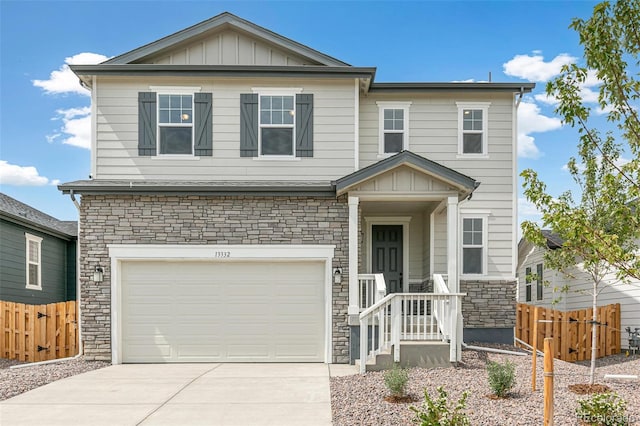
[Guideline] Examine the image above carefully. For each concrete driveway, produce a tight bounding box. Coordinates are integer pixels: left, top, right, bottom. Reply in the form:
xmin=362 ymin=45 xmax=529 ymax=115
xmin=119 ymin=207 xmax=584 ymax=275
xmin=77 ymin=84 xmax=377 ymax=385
xmin=0 ymin=363 xmax=356 ymax=426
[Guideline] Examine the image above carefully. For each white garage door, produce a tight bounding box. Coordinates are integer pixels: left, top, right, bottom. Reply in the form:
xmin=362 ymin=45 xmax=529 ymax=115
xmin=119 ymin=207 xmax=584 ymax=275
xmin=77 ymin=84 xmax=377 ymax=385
xmin=121 ymin=260 xmax=326 ymax=363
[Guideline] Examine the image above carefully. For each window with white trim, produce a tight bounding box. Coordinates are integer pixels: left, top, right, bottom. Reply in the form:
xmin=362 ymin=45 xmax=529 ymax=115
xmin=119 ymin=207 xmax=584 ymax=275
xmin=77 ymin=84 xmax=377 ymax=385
xmin=259 ymin=95 xmax=295 ymax=156
xmin=525 ymin=266 xmax=532 ymax=302
xmin=457 ymin=102 xmax=490 ymax=156
xmin=25 ymin=233 xmax=42 ymax=290
xmin=536 ymin=263 xmax=544 ymax=301
xmin=158 ymin=94 xmax=193 ymax=155
xmin=377 ymin=102 xmax=411 ymax=155
xmin=462 ymin=217 xmax=485 ymax=275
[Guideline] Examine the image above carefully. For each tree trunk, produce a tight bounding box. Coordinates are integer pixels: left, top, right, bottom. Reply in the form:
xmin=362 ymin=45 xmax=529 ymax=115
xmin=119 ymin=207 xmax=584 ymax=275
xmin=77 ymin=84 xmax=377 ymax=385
xmin=589 ymin=283 xmax=597 ymax=385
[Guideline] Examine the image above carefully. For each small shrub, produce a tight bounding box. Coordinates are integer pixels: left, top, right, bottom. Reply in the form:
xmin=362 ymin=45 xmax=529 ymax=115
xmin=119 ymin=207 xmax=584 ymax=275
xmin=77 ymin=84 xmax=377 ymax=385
xmin=576 ymin=392 xmax=628 ymax=426
xmin=410 ymin=386 xmax=470 ymax=426
xmin=486 ymin=359 xmax=516 ymax=397
xmin=384 ymin=363 xmax=409 ymax=398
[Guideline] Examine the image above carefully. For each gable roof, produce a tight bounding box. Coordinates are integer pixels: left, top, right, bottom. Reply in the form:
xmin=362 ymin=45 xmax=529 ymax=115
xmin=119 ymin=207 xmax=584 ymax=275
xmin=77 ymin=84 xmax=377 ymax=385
xmin=517 ymin=229 xmax=564 ymax=252
xmin=334 ymin=151 xmax=479 ymax=197
xmin=103 ymin=12 xmax=349 ymax=67
xmin=0 ymin=193 xmax=77 ymax=239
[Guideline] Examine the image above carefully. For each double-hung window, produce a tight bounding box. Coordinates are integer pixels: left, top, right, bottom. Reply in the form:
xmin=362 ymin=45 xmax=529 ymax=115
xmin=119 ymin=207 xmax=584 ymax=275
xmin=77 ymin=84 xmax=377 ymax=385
xmin=525 ymin=266 xmax=532 ymax=302
xmin=377 ymin=102 xmax=411 ymax=156
xmin=259 ymin=95 xmax=295 ymax=156
xmin=461 ymin=216 xmax=486 ymax=275
xmin=536 ymin=263 xmax=544 ymax=301
xmin=457 ymin=102 xmax=490 ymax=156
xmin=25 ymin=233 xmax=42 ymax=290
xmin=158 ymin=94 xmax=193 ymax=155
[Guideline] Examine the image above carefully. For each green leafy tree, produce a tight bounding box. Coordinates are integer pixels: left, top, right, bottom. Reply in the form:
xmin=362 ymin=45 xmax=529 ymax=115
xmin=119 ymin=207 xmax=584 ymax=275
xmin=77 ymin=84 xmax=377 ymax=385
xmin=521 ymin=0 xmax=640 ymax=384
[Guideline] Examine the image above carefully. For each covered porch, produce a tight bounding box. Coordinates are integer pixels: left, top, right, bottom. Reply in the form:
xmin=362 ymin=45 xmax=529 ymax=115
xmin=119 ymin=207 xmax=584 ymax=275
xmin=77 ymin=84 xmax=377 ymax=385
xmin=335 ymin=151 xmax=479 ymax=371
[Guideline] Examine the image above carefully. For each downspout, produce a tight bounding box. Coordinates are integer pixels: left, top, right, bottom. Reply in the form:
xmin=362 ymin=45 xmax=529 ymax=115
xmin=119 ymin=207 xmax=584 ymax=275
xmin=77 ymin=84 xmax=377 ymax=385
xmin=70 ymin=190 xmax=83 ymax=357
xmin=461 ymin=342 xmax=527 ymax=357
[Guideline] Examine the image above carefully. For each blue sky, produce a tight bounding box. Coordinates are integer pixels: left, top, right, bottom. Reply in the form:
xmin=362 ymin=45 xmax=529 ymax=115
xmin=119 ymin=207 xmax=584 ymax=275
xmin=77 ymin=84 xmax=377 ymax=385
xmin=0 ymin=0 xmax=603 ymax=227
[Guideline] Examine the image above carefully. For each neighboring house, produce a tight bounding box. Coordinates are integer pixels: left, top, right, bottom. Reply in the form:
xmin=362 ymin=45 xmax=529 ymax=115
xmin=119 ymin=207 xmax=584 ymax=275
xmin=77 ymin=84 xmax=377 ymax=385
xmin=517 ymin=231 xmax=640 ymax=350
xmin=59 ymin=12 xmax=534 ymax=365
xmin=0 ymin=193 xmax=77 ymax=305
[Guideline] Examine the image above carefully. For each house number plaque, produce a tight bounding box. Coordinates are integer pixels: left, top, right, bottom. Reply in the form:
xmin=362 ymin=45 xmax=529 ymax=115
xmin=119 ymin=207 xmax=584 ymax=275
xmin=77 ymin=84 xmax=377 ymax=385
xmin=214 ymin=251 xmax=231 ymax=258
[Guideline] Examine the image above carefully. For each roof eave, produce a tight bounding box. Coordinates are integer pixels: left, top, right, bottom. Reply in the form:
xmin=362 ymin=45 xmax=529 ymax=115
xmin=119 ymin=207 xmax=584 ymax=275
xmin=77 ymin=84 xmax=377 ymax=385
xmin=368 ymin=82 xmax=535 ymax=93
xmin=0 ymin=212 xmax=76 ymax=240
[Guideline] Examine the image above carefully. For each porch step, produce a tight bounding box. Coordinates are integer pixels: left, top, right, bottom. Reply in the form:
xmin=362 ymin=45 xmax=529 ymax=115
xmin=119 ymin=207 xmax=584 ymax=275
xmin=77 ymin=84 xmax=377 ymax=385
xmin=357 ymin=341 xmax=451 ymax=372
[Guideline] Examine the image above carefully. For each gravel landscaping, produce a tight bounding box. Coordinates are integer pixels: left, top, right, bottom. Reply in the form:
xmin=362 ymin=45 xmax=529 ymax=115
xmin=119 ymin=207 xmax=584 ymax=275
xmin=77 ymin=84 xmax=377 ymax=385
xmin=331 ymin=346 xmax=640 ymax=425
xmin=0 ymin=357 xmax=109 ymax=401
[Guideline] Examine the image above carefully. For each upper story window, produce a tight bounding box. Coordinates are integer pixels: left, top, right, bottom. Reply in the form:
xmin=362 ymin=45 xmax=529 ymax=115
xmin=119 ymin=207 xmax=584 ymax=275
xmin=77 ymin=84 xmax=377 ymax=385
xmin=259 ymin=95 xmax=295 ymax=156
xmin=25 ymin=233 xmax=42 ymax=291
xmin=536 ymin=263 xmax=544 ymax=301
xmin=456 ymin=102 xmax=490 ymax=157
xmin=241 ymin=88 xmax=313 ymax=159
xmin=138 ymin=87 xmax=213 ymax=158
xmin=377 ymin=102 xmax=411 ymax=157
xmin=158 ymin=94 xmax=193 ymax=155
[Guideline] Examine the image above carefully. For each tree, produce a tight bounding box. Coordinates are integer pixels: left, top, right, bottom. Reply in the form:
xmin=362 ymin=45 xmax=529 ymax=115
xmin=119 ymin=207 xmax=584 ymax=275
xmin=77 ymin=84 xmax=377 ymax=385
xmin=521 ymin=0 xmax=640 ymax=385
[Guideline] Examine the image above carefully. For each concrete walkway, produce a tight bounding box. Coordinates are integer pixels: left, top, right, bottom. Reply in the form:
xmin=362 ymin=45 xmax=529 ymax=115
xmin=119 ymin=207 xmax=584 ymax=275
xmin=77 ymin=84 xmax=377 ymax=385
xmin=0 ymin=363 xmax=357 ymax=426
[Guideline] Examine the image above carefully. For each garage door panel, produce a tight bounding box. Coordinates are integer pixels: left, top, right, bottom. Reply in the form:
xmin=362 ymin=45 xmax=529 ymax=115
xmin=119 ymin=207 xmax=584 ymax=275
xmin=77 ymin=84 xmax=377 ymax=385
xmin=121 ymin=260 xmax=325 ymax=363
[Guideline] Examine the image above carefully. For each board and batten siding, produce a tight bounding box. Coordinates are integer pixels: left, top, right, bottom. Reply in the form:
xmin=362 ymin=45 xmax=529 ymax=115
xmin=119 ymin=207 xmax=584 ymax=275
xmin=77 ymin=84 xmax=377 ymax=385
xmin=0 ymin=220 xmax=75 ymax=304
xmin=359 ymin=93 xmax=516 ymax=279
xmin=94 ymin=77 xmax=356 ymax=181
xmin=142 ymin=29 xmax=320 ymax=66
xmin=518 ymin=244 xmax=640 ymax=349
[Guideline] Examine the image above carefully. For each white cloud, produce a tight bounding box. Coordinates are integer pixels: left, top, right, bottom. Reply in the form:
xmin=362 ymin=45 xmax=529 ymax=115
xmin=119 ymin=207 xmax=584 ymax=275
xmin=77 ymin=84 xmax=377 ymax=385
xmin=0 ymin=161 xmax=58 ymax=186
xmin=519 ymin=197 xmax=542 ymax=217
xmin=517 ymin=101 xmax=563 ymax=159
xmin=562 ymin=155 xmax=631 ymax=172
xmin=33 ymin=52 xmax=108 ymax=96
xmin=50 ymin=107 xmax=92 ymax=149
xmin=503 ymin=53 xmax=576 ymax=82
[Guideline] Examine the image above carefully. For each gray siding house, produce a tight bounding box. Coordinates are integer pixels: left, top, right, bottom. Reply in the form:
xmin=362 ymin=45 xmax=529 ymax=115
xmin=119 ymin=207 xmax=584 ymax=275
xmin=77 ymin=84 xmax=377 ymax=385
xmin=0 ymin=193 xmax=77 ymax=305
xmin=59 ymin=12 xmax=534 ymax=366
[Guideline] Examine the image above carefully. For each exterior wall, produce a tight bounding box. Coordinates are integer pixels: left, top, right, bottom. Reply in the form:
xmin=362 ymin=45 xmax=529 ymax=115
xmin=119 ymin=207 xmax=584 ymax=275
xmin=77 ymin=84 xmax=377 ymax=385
xmin=360 ymin=92 xmax=516 ymax=280
xmin=79 ymin=194 xmax=350 ymax=362
xmin=518 ymin=244 xmax=640 ymax=350
xmin=93 ymin=77 xmax=356 ymax=181
xmin=0 ymin=219 xmax=74 ymax=304
xmin=143 ymin=29 xmax=316 ymax=66
xmin=461 ymin=279 xmax=516 ymax=343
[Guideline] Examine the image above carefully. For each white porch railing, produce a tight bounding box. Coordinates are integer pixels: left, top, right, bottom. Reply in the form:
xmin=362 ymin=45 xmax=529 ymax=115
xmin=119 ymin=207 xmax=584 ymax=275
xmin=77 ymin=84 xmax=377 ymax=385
xmin=359 ymin=288 xmax=465 ymax=373
xmin=358 ymin=273 xmax=386 ymax=310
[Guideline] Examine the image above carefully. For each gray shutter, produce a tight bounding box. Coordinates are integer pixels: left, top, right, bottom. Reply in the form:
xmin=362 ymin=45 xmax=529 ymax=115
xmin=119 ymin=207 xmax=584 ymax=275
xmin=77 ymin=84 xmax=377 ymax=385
xmin=295 ymin=94 xmax=313 ymax=157
xmin=138 ymin=92 xmax=157 ymax=156
xmin=194 ymin=93 xmax=213 ymax=156
xmin=240 ymin=93 xmax=258 ymax=157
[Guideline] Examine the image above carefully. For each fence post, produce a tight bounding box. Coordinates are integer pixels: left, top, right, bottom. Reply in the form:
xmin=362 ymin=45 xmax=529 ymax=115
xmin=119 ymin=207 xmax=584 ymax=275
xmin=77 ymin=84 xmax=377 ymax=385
xmin=544 ymin=337 xmax=554 ymax=426
xmin=532 ymin=307 xmax=539 ymax=392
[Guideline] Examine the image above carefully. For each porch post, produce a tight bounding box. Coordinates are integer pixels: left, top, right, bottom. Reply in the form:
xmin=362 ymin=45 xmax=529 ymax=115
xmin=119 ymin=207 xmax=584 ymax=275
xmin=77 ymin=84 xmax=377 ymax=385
xmin=447 ymin=196 xmax=462 ymax=362
xmin=446 ymin=196 xmax=459 ymax=292
xmin=348 ymin=196 xmax=360 ymax=317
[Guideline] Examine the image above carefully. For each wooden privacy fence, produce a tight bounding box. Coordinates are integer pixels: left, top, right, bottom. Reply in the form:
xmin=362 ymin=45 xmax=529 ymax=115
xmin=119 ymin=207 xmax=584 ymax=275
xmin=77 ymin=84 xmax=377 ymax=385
xmin=515 ymin=302 xmax=621 ymax=362
xmin=0 ymin=300 xmax=78 ymax=362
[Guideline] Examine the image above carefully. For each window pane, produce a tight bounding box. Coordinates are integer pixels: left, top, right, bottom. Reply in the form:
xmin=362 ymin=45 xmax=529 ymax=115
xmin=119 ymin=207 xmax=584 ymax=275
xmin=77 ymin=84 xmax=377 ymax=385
xmin=272 ymin=96 xmax=282 ymax=109
xmin=261 ymin=128 xmax=293 ymax=155
xmin=526 ymin=284 xmax=532 ymax=302
xmin=159 ymin=95 xmax=170 ymax=108
xmin=384 ymin=133 xmax=403 ymax=153
xmin=463 ymin=219 xmax=472 ymax=232
xmin=170 ymin=110 xmax=181 ymax=123
xmin=182 ymin=95 xmax=192 ymax=107
xmin=29 ymin=241 xmax=39 ymax=262
xmin=525 ymin=267 xmax=531 ymax=284
xmin=261 ymin=111 xmax=271 ymax=124
xmin=463 ymin=247 xmax=482 ymax=274
xmin=395 ymin=109 xmax=403 ymax=120
xmin=29 ymin=264 xmax=38 ymax=286
xmin=384 ymin=109 xmax=394 ymax=119
xmin=170 ymin=95 xmax=181 ymax=108
xmin=283 ymin=110 xmax=294 ymax=125
xmin=537 ymin=264 xmax=544 ymax=300
xmin=159 ymin=110 xmax=170 ymax=123
xmin=283 ymin=96 xmax=293 ymax=110
xmin=463 ymin=133 xmax=482 ymax=153
xmin=160 ymin=127 xmax=192 ymax=154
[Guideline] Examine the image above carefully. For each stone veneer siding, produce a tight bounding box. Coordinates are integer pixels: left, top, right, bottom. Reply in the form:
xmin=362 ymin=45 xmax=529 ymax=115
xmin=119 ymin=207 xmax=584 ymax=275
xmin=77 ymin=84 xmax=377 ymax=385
xmin=460 ymin=280 xmax=517 ymax=328
xmin=79 ymin=194 xmax=350 ymax=363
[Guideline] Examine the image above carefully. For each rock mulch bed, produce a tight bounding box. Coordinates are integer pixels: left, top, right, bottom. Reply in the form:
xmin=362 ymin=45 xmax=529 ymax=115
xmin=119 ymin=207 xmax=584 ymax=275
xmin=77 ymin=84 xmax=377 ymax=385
xmin=0 ymin=357 xmax=109 ymax=401
xmin=331 ymin=347 xmax=640 ymax=425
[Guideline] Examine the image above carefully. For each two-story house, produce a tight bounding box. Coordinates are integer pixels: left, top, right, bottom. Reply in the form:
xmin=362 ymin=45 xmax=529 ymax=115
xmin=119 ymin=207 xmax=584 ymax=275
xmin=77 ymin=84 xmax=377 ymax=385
xmin=59 ymin=12 xmax=534 ymax=367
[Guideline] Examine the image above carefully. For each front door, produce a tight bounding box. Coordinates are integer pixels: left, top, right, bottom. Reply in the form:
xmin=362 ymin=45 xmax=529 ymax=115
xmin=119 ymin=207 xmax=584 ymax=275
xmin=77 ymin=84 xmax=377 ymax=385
xmin=372 ymin=225 xmax=403 ymax=293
